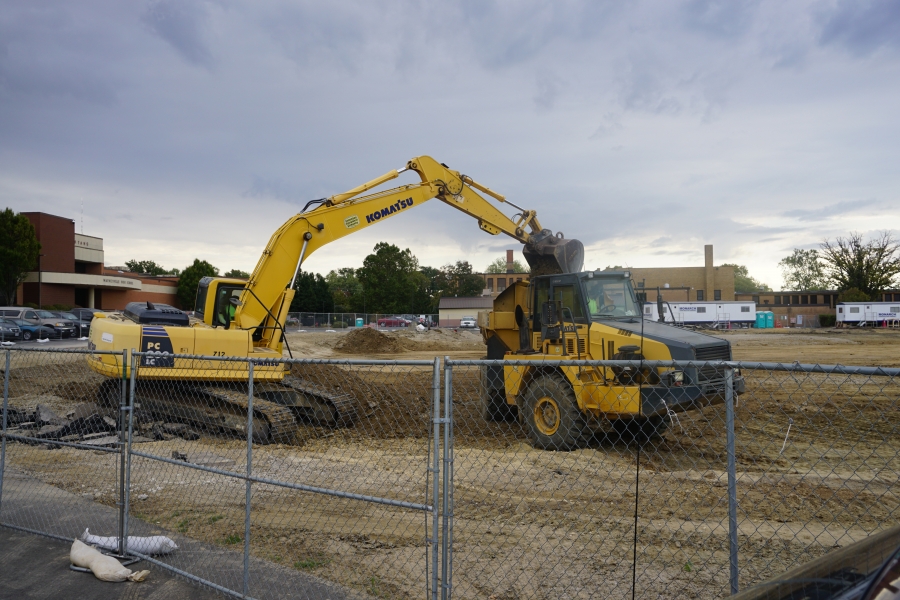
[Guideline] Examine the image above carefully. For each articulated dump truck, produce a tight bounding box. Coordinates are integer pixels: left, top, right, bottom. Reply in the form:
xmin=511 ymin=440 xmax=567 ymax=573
xmin=478 ymin=270 xmax=745 ymax=450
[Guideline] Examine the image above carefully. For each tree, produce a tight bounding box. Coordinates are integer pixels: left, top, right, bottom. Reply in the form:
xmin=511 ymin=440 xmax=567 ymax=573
xmin=485 ymin=256 xmax=529 ymax=273
xmin=224 ymin=269 xmax=250 ymax=279
xmin=356 ymin=243 xmax=421 ymax=314
xmin=434 ymin=261 xmax=485 ymax=301
xmin=177 ymin=259 xmax=219 ymax=309
xmin=837 ymin=287 xmax=870 ymax=303
xmin=326 ymin=268 xmax=363 ymax=312
xmin=289 ymin=271 xmax=333 ymax=312
xmin=0 ymin=209 xmax=41 ymax=305
xmin=720 ymin=263 xmax=771 ymax=293
xmin=778 ymin=249 xmax=827 ymax=291
xmin=125 ymin=259 xmax=170 ymax=276
xmin=820 ymin=231 xmax=900 ymax=299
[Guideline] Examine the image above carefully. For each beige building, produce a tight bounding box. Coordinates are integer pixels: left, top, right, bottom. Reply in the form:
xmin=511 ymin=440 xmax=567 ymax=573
xmin=477 ymin=250 xmax=528 ymax=297
xmin=438 ymin=296 xmax=493 ymax=327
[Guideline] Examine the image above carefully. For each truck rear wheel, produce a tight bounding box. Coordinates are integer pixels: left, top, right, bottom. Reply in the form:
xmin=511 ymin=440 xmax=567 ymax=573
xmin=520 ymin=375 xmax=589 ymax=450
xmin=480 ymin=365 xmax=516 ymax=422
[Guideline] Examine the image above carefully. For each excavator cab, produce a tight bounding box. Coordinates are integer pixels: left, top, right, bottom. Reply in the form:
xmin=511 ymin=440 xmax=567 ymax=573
xmin=195 ymin=277 xmax=247 ymax=329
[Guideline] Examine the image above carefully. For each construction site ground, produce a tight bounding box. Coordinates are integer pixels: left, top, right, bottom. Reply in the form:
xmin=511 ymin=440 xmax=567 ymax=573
xmin=3 ymin=327 xmax=900 ymax=598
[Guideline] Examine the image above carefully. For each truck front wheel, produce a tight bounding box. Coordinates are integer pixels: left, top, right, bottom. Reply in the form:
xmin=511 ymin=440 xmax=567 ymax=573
xmin=520 ymin=375 xmax=589 ymax=450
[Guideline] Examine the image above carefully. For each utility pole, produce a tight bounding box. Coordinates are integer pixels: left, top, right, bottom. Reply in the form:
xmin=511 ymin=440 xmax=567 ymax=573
xmin=38 ymin=253 xmax=45 ymax=309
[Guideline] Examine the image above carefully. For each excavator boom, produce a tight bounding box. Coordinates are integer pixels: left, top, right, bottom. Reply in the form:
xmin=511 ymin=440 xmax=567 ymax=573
xmin=235 ymin=155 xmax=583 ymax=334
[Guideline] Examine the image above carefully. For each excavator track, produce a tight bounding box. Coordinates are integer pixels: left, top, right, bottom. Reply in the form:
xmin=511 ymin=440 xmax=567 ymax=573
xmin=97 ymin=379 xmax=297 ymax=444
xmin=257 ymin=376 xmax=358 ymax=427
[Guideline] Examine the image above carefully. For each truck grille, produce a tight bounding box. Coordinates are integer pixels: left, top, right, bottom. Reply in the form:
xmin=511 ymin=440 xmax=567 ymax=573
xmin=694 ymin=344 xmax=731 ymax=392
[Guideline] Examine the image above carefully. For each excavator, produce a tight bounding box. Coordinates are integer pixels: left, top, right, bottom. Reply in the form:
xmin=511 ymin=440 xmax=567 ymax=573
xmin=86 ymin=156 xmax=584 ymax=442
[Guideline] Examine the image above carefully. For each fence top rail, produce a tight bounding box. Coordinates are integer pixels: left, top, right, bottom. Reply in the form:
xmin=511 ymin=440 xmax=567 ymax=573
xmin=130 ymin=351 xmax=434 ymax=367
xmin=4 ymin=347 xmax=125 ymax=357
xmin=446 ymin=358 xmax=900 ymax=376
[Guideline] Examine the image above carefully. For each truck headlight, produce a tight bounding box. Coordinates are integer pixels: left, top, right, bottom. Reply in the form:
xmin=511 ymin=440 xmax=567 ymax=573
xmin=667 ymin=370 xmax=684 ymax=386
xmin=55 ymin=322 xmax=66 ymax=327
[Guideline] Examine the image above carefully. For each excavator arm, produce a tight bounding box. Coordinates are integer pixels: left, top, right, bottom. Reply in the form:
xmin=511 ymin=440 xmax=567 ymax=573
xmin=232 ymin=155 xmax=583 ymax=340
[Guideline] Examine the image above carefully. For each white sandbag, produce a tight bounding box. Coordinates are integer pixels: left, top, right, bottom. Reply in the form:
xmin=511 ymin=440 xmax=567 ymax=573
xmin=70 ymin=539 xmax=150 ymax=582
xmin=81 ymin=528 xmax=178 ymax=555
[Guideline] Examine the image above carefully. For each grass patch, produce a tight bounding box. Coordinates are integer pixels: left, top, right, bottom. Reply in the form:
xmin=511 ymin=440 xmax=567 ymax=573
xmin=207 ymin=514 xmax=224 ymax=524
xmin=293 ymin=556 xmax=330 ymax=570
xmin=223 ymin=534 xmax=242 ymax=545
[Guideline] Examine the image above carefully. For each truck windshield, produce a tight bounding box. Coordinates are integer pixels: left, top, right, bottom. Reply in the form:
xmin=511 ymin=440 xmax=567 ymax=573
xmin=583 ymin=277 xmax=639 ymax=318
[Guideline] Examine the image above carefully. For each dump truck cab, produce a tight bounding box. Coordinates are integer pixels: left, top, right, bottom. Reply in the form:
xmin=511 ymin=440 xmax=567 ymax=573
xmin=479 ymin=270 xmax=745 ymax=449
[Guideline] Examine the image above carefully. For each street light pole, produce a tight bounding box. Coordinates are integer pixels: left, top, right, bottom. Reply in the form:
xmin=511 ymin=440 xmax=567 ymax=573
xmin=38 ymin=253 xmax=45 ymax=309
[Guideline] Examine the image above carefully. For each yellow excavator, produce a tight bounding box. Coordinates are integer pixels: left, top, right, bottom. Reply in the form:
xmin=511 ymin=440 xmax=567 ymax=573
xmin=86 ymin=156 xmax=584 ymax=441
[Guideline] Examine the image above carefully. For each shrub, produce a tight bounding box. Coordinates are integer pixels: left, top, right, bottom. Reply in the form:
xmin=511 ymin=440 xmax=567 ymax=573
xmin=819 ymin=314 xmax=837 ymax=327
xmin=333 ymin=320 xmax=347 ymax=328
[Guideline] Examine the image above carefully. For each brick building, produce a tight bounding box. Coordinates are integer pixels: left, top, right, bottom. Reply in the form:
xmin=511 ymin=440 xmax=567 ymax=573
xmin=734 ymin=290 xmax=839 ymax=327
xmin=16 ymin=212 xmax=180 ymax=310
xmin=477 ymin=250 xmax=528 ymax=297
xmin=627 ymin=245 xmax=736 ymax=303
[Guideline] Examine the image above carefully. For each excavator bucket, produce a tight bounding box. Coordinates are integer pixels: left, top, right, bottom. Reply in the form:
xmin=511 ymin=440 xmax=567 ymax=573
xmin=523 ymin=237 xmax=584 ymax=275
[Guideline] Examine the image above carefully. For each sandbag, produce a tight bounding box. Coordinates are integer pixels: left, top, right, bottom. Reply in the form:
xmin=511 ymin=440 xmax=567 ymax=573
xmin=81 ymin=528 xmax=178 ymax=555
xmin=70 ymin=539 xmax=150 ymax=582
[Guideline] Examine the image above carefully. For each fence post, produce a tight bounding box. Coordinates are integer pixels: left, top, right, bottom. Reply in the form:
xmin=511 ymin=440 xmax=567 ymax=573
xmin=430 ymin=357 xmax=441 ymax=600
xmin=123 ymin=350 xmax=138 ymax=552
xmin=117 ymin=349 xmax=129 ymax=556
xmin=0 ymin=350 xmax=10 ymax=514
xmin=725 ymin=367 xmax=739 ymax=595
xmin=244 ymin=360 xmax=254 ymax=598
xmin=441 ymin=357 xmax=454 ymax=600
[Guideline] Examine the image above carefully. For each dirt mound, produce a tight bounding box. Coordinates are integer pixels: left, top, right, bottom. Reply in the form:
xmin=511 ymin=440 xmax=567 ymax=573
xmin=333 ymin=328 xmax=405 ymax=354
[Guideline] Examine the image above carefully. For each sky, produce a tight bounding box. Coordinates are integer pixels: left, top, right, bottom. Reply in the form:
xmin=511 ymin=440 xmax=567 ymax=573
xmin=2 ymin=0 xmax=899 ymax=290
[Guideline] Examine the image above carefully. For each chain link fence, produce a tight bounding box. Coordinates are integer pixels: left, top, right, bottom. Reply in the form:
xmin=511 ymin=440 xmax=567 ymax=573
xmin=287 ymin=313 xmax=439 ymax=329
xmin=2 ymin=348 xmax=899 ymax=599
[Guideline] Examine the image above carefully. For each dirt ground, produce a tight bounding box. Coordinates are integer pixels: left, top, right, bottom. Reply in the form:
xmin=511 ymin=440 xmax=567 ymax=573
xmin=3 ymin=328 xmax=900 ymax=599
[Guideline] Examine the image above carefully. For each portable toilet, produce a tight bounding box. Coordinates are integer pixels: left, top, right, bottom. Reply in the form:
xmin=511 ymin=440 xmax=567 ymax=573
xmin=756 ymin=312 xmax=767 ymax=329
xmin=765 ymin=311 xmax=775 ymax=328
xmin=355 ymin=317 xmax=364 ymax=327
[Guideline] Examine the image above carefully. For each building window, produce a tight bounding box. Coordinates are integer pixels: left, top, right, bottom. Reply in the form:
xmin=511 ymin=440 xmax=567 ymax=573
xmin=741 ymin=306 xmax=750 ymax=312
xmin=697 ymin=306 xmax=707 ymax=313
xmin=696 ymin=290 xmax=704 ymax=301
xmin=714 ymin=290 xmax=721 ymax=301
xmin=892 ymin=306 xmax=900 ymax=313
xmin=801 ymin=295 xmax=808 ymax=304
xmin=752 ymin=295 xmax=760 ymax=304
xmin=497 ymin=278 xmax=506 ymax=291
xmin=850 ymin=307 xmax=859 ymax=313
xmin=487 ymin=278 xmax=493 ymax=291
xmin=775 ymin=296 xmax=781 ymax=305
xmin=792 ymin=295 xmax=800 ymax=305
xmin=637 ymin=281 xmax=644 ymax=288
xmin=516 ymin=277 xmax=523 ymax=282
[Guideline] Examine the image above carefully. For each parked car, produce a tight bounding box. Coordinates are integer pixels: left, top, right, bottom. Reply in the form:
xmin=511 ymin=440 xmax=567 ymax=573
xmin=69 ymin=307 xmax=105 ymax=322
xmin=8 ymin=318 xmax=70 ymax=341
xmin=733 ymin=523 xmax=900 ymax=600
xmin=0 ymin=308 xmax=79 ymax=337
xmin=0 ymin=318 xmax=22 ymax=341
xmin=377 ymin=317 xmax=411 ymax=327
xmin=459 ymin=316 xmax=477 ymax=328
xmin=51 ymin=311 xmax=91 ymax=337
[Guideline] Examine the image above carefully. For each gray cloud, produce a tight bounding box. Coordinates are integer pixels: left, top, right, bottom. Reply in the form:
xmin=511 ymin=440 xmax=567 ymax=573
xmin=681 ymin=0 xmax=759 ymax=39
xmin=142 ymin=0 xmax=214 ymax=68
xmin=0 ymin=0 xmax=898 ymax=291
xmin=818 ymin=0 xmax=900 ymax=57
xmin=782 ymin=199 xmax=879 ymax=222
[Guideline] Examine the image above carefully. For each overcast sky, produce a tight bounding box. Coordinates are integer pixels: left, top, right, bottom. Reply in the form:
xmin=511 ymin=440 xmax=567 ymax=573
xmin=2 ymin=0 xmax=898 ymax=289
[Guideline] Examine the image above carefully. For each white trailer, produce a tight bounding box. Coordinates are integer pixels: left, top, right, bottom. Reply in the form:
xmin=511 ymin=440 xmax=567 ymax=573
xmin=836 ymin=302 xmax=900 ymax=327
xmin=643 ymin=301 xmax=756 ymax=328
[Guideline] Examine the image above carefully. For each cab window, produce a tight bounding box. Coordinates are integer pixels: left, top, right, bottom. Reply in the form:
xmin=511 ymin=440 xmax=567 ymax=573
xmin=552 ymin=284 xmax=587 ymax=323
